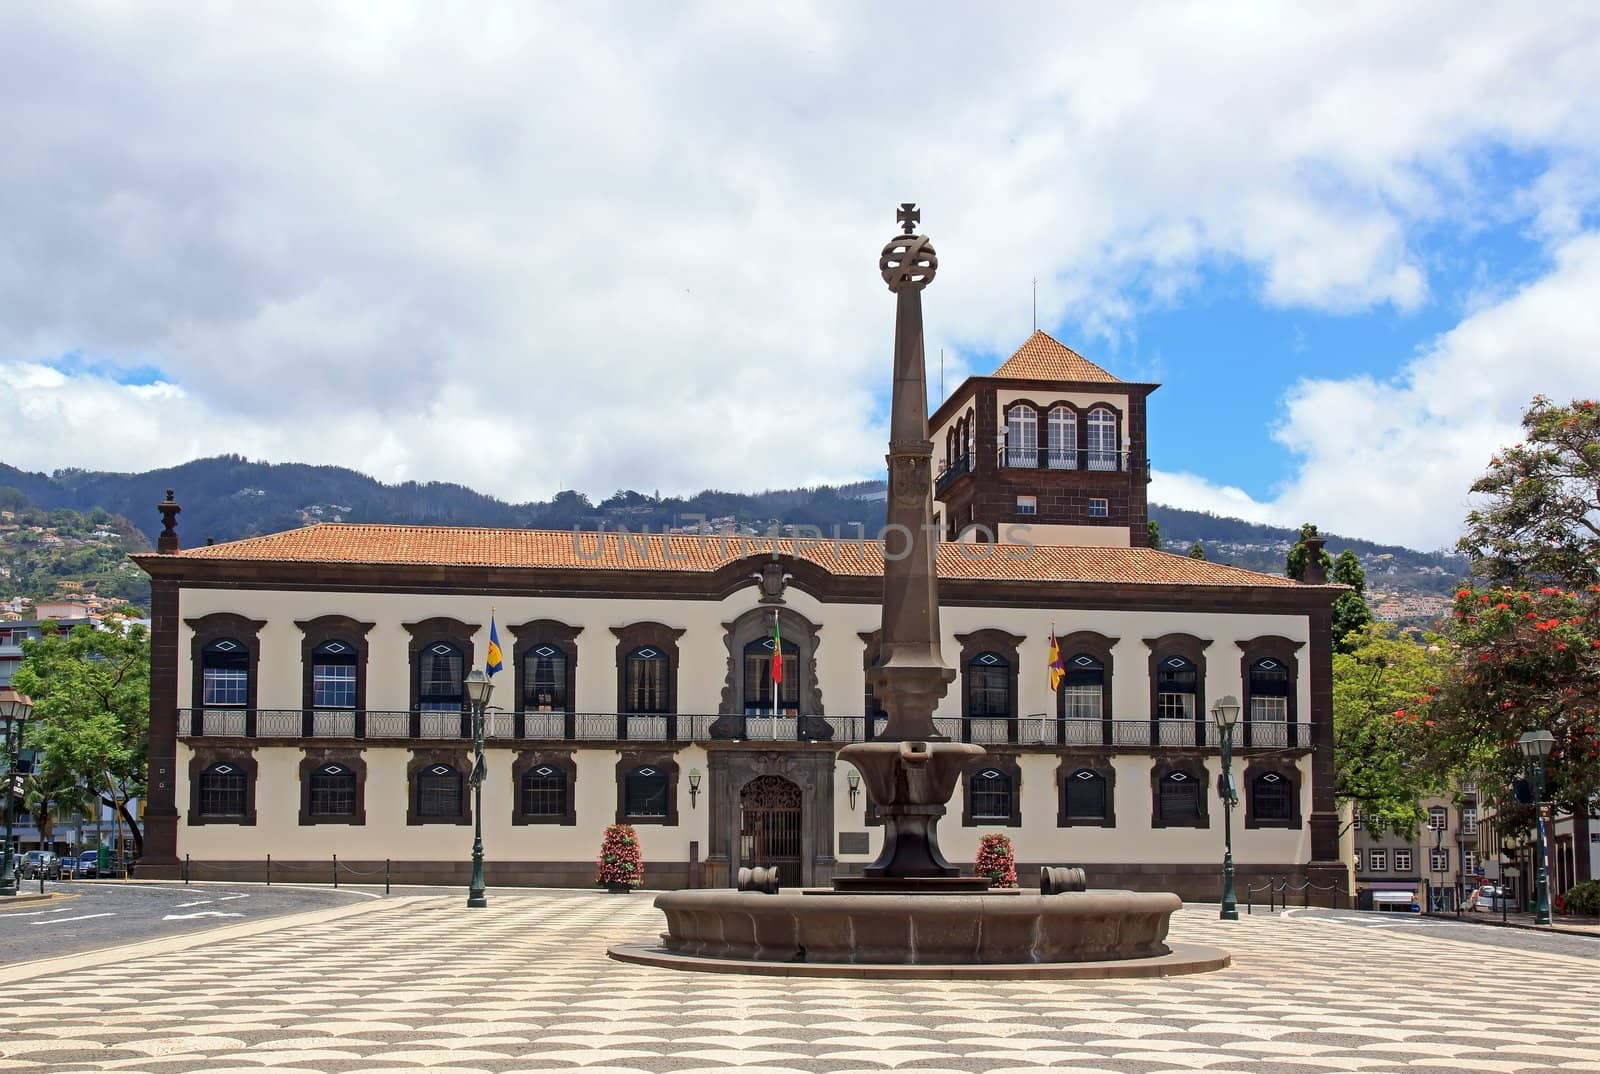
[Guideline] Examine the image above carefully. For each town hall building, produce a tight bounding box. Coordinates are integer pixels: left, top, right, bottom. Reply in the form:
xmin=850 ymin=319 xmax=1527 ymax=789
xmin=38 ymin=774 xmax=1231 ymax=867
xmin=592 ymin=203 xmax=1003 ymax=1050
xmin=133 ymin=331 xmax=1346 ymax=899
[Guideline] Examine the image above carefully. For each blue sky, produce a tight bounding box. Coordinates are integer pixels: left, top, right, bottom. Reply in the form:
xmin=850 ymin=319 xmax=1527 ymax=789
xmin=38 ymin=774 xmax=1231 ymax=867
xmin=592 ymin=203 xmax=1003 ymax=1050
xmin=1 ymin=6 xmax=1598 ymax=551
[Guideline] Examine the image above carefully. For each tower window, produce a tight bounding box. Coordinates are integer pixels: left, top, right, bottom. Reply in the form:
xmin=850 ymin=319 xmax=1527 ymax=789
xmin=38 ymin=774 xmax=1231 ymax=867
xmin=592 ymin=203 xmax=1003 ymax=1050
xmin=1005 ymin=406 xmax=1038 ymax=468
xmin=1087 ymin=407 xmax=1119 ymax=470
xmin=1015 ymin=495 xmax=1037 ymax=516
xmin=1088 ymin=498 xmax=1109 ymax=518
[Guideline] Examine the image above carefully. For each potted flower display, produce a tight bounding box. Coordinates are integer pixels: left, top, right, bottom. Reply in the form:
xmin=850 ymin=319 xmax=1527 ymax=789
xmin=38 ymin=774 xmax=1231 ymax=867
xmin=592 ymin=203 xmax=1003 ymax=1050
xmin=597 ymin=822 xmax=642 ymax=892
xmin=976 ymin=832 xmax=1018 ymax=889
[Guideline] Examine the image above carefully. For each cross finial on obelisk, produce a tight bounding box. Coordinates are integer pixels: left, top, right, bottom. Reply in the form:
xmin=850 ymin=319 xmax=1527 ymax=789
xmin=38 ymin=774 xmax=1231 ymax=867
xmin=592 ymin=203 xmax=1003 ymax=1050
xmin=897 ymin=202 xmax=920 ymax=235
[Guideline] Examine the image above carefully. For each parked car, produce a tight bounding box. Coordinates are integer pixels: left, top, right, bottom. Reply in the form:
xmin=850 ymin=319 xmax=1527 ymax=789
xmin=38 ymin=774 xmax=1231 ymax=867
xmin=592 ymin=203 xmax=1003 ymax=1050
xmin=18 ymin=850 xmax=61 ymax=880
xmin=77 ymin=850 xmax=100 ymax=878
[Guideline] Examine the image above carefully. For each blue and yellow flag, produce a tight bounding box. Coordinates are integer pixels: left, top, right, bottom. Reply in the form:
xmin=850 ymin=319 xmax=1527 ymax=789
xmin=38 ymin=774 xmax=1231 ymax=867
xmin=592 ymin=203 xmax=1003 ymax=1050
xmin=486 ymin=612 xmax=504 ymax=676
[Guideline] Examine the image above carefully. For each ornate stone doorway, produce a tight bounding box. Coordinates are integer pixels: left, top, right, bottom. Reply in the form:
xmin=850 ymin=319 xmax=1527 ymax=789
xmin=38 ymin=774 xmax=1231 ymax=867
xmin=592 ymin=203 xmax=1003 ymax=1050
xmin=739 ymin=775 xmax=803 ymax=884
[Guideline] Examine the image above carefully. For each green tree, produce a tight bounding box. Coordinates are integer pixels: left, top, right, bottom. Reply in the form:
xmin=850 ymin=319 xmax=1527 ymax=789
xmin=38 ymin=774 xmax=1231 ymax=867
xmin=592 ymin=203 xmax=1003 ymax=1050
xmin=20 ymin=754 xmax=91 ymax=850
xmin=1286 ymin=522 xmax=1333 ymax=581
xmin=12 ymin=624 xmax=150 ymax=855
xmin=1331 ymin=549 xmax=1374 ymax=654
xmin=1333 ymin=624 xmax=1452 ymax=837
xmin=1146 ymin=520 xmax=1161 ymax=550
xmin=1187 ymin=540 xmax=1206 ymax=560
xmin=1459 ymin=396 xmax=1600 ymax=587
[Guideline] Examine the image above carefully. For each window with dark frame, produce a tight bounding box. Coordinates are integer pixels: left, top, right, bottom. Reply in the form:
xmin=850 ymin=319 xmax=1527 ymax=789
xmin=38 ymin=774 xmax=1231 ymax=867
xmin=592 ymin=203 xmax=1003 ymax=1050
xmin=967 ymin=651 xmax=1010 ymax=718
xmin=1062 ymin=655 xmax=1104 ymax=719
xmin=1428 ymin=805 xmax=1447 ymax=830
xmin=308 ymin=763 xmax=357 ymax=817
xmin=1064 ymin=768 xmax=1107 ymax=821
xmin=521 ymin=765 xmax=567 ymax=817
xmin=523 ymin=646 xmax=568 ymax=711
xmin=624 ymin=766 xmax=669 ymax=817
xmin=970 ymin=769 xmax=1013 ymax=821
xmin=202 ymin=639 xmax=249 ymax=707
xmin=1251 ymin=771 xmax=1293 ymax=822
xmin=1157 ymin=770 xmax=1201 ymax=823
xmin=312 ymin=640 xmax=357 ymax=709
xmin=1015 ymin=495 xmax=1038 ymax=516
xmin=1394 ymin=849 xmax=1413 ymax=872
xmin=1156 ymin=656 xmax=1197 ymax=720
xmin=419 ymin=643 xmax=464 ymax=712
xmin=198 ymin=763 xmax=246 ymax=817
xmin=1088 ymin=498 xmax=1109 ymax=518
xmin=743 ymin=637 xmax=799 ymax=715
xmin=1369 ymin=849 xmax=1387 ymax=871
xmin=1430 ymin=847 xmax=1450 ymax=873
xmin=625 ymin=647 xmax=671 ymax=713
xmin=1248 ymin=658 xmax=1290 ymax=722
xmin=416 ymin=765 xmax=462 ymax=817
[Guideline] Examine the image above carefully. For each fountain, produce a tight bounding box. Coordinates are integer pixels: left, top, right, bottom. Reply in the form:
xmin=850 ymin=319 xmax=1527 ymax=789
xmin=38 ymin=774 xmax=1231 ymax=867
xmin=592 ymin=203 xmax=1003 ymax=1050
xmin=608 ymin=206 xmax=1229 ymax=979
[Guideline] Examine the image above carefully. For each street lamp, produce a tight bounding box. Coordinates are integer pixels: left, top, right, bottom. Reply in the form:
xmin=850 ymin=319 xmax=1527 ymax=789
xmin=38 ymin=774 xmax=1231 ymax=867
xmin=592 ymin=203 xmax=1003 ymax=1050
xmin=1432 ymin=824 xmax=1445 ymax=914
xmin=463 ymin=669 xmax=493 ymax=909
xmin=1211 ymin=694 xmax=1241 ymax=921
xmin=0 ymin=687 xmax=34 ymax=897
xmin=1517 ymin=729 xmax=1554 ymax=925
xmin=846 ymin=768 xmax=861 ymax=810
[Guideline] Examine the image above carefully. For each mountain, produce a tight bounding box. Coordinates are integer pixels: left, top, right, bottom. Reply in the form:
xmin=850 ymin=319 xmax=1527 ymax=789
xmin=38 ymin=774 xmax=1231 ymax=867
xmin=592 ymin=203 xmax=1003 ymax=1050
xmin=1 ymin=457 xmax=1469 ymax=624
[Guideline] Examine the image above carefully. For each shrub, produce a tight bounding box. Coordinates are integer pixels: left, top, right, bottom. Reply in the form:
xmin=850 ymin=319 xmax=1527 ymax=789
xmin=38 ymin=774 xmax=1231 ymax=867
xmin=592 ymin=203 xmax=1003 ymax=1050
xmin=596 ymin=823 xmax=642 ymax=888
xmin=976 ymin=833 xmax=1018 ymax=889
xmin=1560 ymin=879 xmax=1600 ymax=916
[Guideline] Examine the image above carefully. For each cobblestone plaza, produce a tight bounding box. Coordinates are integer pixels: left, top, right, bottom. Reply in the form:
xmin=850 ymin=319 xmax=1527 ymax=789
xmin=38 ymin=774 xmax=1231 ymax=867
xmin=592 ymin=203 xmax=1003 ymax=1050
xmin=7 ymin=892 xmax=1598 ymax=1074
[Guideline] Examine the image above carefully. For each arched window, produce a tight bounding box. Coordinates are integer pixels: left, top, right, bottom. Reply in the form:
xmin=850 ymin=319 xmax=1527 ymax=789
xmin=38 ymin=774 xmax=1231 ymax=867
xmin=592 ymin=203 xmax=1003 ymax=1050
xmin=967 ymin=651 xmax=1011 ymax=718
xmin=521 ymin=764 xmax=568 ymax=819
xmin=1251 ymin=772 xmax=1293 ymax=824
xmin=416 ymin=764 xmax=463 ymax=818
xmin=1428 ymin=805 xmax=1447 ymax=831
xmin=624 ymin=766 xmax=669 ymax=818
xmin=969 ymin=768 xmax=1014 ymax=822
xmin=625 ymin=646 xmax=670 ymax=713
xmin=1157 ymin=770 xmax=1202 ymax=824
xmin=201 ymin=639 xmax=249 ymax=707
xmin=312 ymin=640 xmax=357 ymax=710
xmin=1047 ymin=406 xmax=1078 ymax=469
xmin=743 ymin=636 xmax=799 ymax=715
xmin=945 ymin=427 xmax=956 ymax=469
xmin=1061 ymin=655 xmax=1104 ymax=720
xmin=308 ymin=763 xmax=357 ymax=817
xmin=1005 ymin=405 xmax=1038 ymax=468
xmin=197 ymin=762 xmax=246 ymax=817
xmin=1156 ymin=656 xmax=1197 ymax=721
xmin=418 ymin=643 xmax=463 ymax=712
xmin=1087 ymin=407 xmax=1118 ymax=470
xmin=1063 ymin=768 xmax=1108 ymax=822
xmin=964 ymin=410 xmax=975 ymax=464
xmin=522 ymin=645 xmax=569 ymax=712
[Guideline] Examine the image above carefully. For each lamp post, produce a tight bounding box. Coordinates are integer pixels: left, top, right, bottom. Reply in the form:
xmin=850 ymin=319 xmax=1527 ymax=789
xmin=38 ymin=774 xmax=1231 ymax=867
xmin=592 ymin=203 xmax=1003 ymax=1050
xmin=0 ymin=687 xmax=33 ymax=898
xmin=1517 ymin=729 xmax=1554 ymax=925
xmin=1212 ymin=694 xmax=1241 ymax=920
xmin=1432 ymin=825 xmax=1445 ymax=914
xmin=463 ymin=669 xmax=493 ymax=909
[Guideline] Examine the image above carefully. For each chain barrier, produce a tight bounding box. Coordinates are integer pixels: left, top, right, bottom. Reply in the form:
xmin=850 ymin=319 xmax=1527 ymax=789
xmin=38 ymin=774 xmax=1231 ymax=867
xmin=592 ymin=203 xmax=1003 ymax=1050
xmin=1246 ymin=877 xmax=1342 ymax=914
xmin=171 ymin=856 xmax=393 ymax=895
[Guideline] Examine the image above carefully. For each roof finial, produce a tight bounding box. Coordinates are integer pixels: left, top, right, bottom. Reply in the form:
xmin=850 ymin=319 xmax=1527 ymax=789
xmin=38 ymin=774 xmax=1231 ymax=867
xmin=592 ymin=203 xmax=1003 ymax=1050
xmin=157 ymin=489 xmax=182 ymax=554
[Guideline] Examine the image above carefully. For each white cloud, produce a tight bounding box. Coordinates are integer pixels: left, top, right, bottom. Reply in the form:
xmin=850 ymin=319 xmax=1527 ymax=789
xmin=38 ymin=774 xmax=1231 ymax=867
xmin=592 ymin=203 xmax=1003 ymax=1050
xmin=1154 ymin=231 xmax=1600 ymax=550
xmin=0 ymin=5 xmax=1597 ymax=521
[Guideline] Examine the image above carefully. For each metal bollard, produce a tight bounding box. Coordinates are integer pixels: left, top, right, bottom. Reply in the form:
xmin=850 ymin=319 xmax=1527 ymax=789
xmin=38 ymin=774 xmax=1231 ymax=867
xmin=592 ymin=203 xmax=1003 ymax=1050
xmin=266 ymin=853 xmax=272 ymax=886
xmin=384 ymin=858 xmax=391 ymax=895
xmin=183 ymin=854 xmax=190 ymax=885
xmin=333 ymin=854 xmax=339 ymax=889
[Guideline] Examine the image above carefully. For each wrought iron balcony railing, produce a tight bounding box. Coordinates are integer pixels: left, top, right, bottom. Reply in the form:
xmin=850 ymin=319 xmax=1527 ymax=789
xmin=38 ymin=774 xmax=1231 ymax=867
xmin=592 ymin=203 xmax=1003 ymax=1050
xmin=176 ymin=709 xmax=1310 ymax=750
xmin=997 ymin=446 xmax=1131 ymax=472
xmin=934 ymin=454 xmax=972 ymax=496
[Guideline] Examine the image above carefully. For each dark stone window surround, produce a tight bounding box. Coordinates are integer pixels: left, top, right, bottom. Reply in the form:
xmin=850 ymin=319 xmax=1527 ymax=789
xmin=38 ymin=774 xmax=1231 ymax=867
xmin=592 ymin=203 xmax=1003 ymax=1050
xmin=1000 ymin=397 xmax=1125 ymax=464
xmin=1150 ymin=756 xmax=1211 ymax=829
xmin=186 ymin=746 xmax=258 ymax=827
xmin=507 ymin=619 xmax=583 ymax=738
xmin=403 ymin=617 xmax=480 ymax=738
xmin=1056 ymin=755 xmax=1116 ymax=828
xmin=295 ymin=615 xmax=375 ymax=737
xmin=615 ymin=750 xmax=680 ymax=826
xmin=512 ymin=748 xmax=578 ymax=826
xmin=1053 ymin=630 xmax=1118 ymax=728
xmin=406 ymin=747 xmax=471 ymax=826
xmin=1143 ymin=633 xmax=1212 ymax=736
xmin=1244 ymin=758 xmax=1304 ymax=830
xmin=717 ymin=606 xmax=825 ymax=717
xmin=297 ymin=747 xmax=367 ymax=826
xmin=961 ymin=752 xmax=1022 ymax=828
xmin=1237 ymin=635 xmax=1305 ymax=748
xmin=612 ymin=622 xmax=685 ymax=721
xmin=186 ymin=613 xmax=267 ymax=737
xmin=957 ymin=630 xmax=1025 ymax=743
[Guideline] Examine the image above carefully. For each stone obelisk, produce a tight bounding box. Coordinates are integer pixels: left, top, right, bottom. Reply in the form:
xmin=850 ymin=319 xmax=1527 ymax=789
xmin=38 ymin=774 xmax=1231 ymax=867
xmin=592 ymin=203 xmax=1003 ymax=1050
xmin=836 ymin=205 xmax=985 ymax=888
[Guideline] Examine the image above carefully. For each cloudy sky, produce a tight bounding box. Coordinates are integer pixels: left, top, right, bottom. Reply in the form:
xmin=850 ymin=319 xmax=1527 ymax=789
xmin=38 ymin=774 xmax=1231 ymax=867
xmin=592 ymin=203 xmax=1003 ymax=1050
xmin=2 ymin=4 xmax=1597 ymax=551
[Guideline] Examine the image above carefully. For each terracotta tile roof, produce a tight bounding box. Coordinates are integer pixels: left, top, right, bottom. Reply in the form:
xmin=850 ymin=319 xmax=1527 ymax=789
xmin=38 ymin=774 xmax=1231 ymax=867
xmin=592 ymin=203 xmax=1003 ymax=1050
xmin=992 ymin=331 xmax=1121 ymax=383
xmin=145 ymin=523 xmax=1312 ymax=589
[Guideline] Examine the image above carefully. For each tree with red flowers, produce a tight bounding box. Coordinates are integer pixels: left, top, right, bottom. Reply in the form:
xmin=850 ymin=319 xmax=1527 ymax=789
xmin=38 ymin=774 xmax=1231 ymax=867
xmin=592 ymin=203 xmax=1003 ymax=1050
xmin=596 ymin=823 xmax=643 ymax=888
xmin=975 ymin=833 xmax=1018 ymax=888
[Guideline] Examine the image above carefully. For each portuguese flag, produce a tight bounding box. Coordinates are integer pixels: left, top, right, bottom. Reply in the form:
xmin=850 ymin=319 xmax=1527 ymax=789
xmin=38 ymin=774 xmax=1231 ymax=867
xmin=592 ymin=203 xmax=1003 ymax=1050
xmin=771 ymin=612 xmax=783 ymax=686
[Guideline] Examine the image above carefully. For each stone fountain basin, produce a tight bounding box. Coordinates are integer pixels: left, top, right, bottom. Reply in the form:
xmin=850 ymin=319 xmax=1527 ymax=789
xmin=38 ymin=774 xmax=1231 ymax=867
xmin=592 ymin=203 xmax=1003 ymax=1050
xmin=650 ymin=887 xmax=1181 ymax=965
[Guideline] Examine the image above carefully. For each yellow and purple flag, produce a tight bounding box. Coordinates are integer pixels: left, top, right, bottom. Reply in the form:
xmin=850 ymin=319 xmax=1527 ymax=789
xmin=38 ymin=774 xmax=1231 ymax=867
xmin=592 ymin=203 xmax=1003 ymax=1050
xmin=486 ymin=612 xmax=504 ymax=677
xmin=1047 ymin=627 xmax=1065 ymax=692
